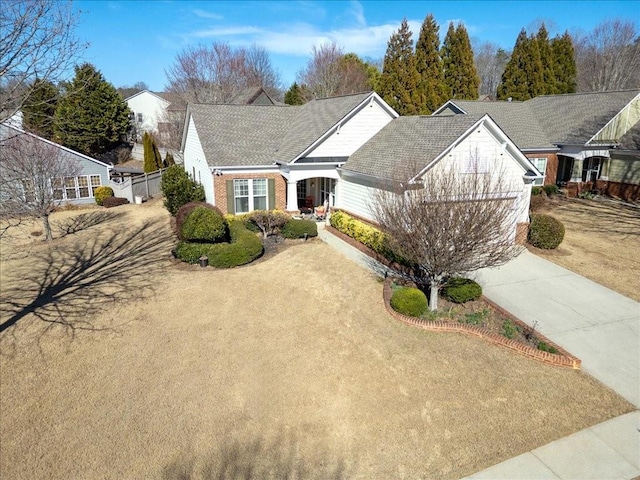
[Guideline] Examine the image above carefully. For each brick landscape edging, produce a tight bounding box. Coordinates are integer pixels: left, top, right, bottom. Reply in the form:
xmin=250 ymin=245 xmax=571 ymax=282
xmin=325 ymin=224 xmax=581 ymax=369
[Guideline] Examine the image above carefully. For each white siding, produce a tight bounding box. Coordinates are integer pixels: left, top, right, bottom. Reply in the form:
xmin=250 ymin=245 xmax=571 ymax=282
xmin=126 ymin=91 xmax=170 ymax=133
xmin=335 ymin=178 xmax=379 ymax=221
xmin=182 ymin=116 xmax=214 ymax=204
xmin=306 ymin=100 xmax=394 ymax=158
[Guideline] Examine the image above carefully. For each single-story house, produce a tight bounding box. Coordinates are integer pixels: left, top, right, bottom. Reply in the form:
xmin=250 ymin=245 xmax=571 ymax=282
xmin=433 ymin=90 xmax=640 ymax=200
xmin=0 ymin=123 xmax=112 ymax=205
xmin=181 ymin=91 xmax=538 ymax=241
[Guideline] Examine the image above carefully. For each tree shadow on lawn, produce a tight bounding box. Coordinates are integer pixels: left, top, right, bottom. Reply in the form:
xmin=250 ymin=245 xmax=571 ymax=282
xmin=0 ymin=218 xmax=174 ymax=344
xmin=162 ymin=429 xmax=351 ymax=480
xmin=53 ymin=209 xmax=124 ymax=237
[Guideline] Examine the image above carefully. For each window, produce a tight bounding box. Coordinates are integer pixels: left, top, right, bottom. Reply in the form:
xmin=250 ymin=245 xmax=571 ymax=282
xmin=90 ymin=175 xmax=102 ymax=196
xmin=61 ymin=175 xmax=101 ymax=200
xmin=320 ymin=178 xmax=335 ymax=206
xmin=530 ymin=157 xmax=547 ymax=185
xmin=65 ymin=177 xmax=78 ymax=199
xmin=136 ymin=113 xmax=143 ymax=123
xmin=233 ymin=178 xmax=269 ymax=213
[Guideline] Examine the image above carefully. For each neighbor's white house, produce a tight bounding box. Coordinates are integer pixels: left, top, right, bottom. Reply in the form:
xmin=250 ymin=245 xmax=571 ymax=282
xmin=181 ymin=92 xmax=539 ymax=242
xmin=125 ymin=90 xmax=171 ymax=137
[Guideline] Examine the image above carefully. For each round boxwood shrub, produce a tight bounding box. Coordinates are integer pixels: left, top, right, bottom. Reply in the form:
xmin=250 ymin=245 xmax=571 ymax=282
xmin=390 ymin=287 xmax=428 ymax=317
xmin=180 ymin=206 xmax=228 ymax=243
xmin=94 ymin=186 xmax=114 ymax=206
xmin=176 ymin=202 xmax=227 ymax=241
xmin=528 ymin=213 xmax=565 ymax=249
xmin=175 ymin=220 xmax=263 ymax=268
xmin=281 ymin=219 xmax=318 ymax=239
xmin=442 ymin=277 xmax=482 ymax=304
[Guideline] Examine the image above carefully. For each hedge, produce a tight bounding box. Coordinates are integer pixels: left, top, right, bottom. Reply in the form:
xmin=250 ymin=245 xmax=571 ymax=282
xmin=442 ymin=277 xmax=482 ymax=303
xmin=102 ymin=197 xmax=129 ymax=208
xmin=390 ymin=287 xmax=428 ymax=317
xmin=175 ymin=220 xmax=263 ymax=268
xmin=94 ymin=186 xmax=114 ymax=206
xmin=528 ymin=214 xmax=565 ymax=249
xmin=280 ymin=219 xmax=318 ymax=238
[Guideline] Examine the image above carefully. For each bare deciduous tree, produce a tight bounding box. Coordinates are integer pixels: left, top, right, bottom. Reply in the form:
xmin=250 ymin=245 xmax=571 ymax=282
xmin=373 ymin=162 xmax=522 ymax=310
xmin=0 ymin=129 xmax=81 ymax=240
xmin=474 ymin=42 xmax=510 ymax=97
xmin=297 ymin=42 xmax=346 ymax=99
xmin=0 ymin=0 xmax=85 ymax=122
xmin=574 ymin=19 xmax=640 ymax=92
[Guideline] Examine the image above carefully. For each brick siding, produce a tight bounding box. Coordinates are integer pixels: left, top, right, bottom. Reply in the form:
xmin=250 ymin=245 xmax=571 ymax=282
xmin=213 ymin=173 xmax=287 ymax=214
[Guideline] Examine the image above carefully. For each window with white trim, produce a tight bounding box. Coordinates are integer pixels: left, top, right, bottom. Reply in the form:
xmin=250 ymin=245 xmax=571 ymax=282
xmin=234 ymin=178 xmax=268 ymax=213
xmin=530 ymin=157 xmax=547 ymax=185
xmin=58 ymin=175 xmax=102 ymax=200
xmin=320 ymin=178 xmax=335 ymax=206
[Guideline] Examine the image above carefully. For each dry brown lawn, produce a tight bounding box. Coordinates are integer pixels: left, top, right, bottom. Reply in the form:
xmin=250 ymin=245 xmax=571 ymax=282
xmin=532 ymin=197 xmax=640 ymax=301
xmin=0 ymin=201 xmax=634 ymax=479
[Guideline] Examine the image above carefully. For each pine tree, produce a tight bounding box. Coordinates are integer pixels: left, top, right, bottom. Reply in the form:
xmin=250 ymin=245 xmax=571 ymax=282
xmin=22 ymin=79 xmax=59 ymax=139
xmin=53 ymin=63 xmax=131 ymax=157
xmin=497 ymin=29 xmax=544 ymax=101
xmin=441 ymin=22 xmax=480 ymax=100
xmin=415 ymin=14 xmax=449 ymax=114
xmin=536 ymin=24 xmax=556 ymax=94
xmin=284 ymin=82 xmax=307 ymax=105
xmin=551 ymin=32 xmax=577 ymax=94
xmin=165 ymin=151 xmax=175 ymax=167
xmin=378 ymin=18 xmax=421 ymax=115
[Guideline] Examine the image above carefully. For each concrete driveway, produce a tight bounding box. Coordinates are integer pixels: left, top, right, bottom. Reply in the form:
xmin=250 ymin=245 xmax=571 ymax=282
xmin=476 ymin=250 xmax=640 ymax=409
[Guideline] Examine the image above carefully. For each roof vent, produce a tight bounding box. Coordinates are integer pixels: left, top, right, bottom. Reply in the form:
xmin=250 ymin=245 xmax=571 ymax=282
xmin=507 ymin=97 xmax=512 ymax=102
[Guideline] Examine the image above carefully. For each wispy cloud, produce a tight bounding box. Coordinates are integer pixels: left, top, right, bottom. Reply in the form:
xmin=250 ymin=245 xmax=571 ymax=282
xmin=349 ymin=0 xmax=366 ymax=28
xmin=193 ymin=8 xmax=224 ymax=20
xmin=191 ymin=26 xmax=263 ymax=37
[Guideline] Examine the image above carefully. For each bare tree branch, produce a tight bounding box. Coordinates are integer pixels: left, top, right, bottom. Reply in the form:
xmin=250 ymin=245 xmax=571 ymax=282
xmin=373 ymin=158 xmax=522 ymax=310
xmin=0 ymin=0 xmax=86 ymax=122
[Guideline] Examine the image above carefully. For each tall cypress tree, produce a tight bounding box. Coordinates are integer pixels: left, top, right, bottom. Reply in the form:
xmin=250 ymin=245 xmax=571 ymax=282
xmin=497 ymin=29 xmax=544 ymax=100
xmin=536 ymin=24 xmax=556 ymax=94
xmin=551 ymin=31 xmax=577 ymax=94
xmin=143 ymin=131 xmax=155 ymax=173
xmin=378 ymin=18 xmax=420 ymax=115
xmin=22 ymin=79 xmax=59 ymax=140
xmin=441 ymin=22 xmax=480 ymax=99
xmin=54 ymin=63 xmax=131 ymax=157
xmin=415 ymin=14 xmax=449 ymax=114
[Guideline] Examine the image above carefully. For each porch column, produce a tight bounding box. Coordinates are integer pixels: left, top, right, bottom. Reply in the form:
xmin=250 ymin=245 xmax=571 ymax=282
xmin=286 ymin=180 xmax=298 ymax=211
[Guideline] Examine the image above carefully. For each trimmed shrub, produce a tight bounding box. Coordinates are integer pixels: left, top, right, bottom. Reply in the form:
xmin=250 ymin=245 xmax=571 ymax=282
xmin=102 ymin=196 xmax=129 ymax=208
xmin=528 ymin=214 xmax=565 ymax=249
xmin=94 ymin=186 xmax=114 ymax=206
xmin=160 ymin=165 xmax=205 ymax=215
xmin=531 ymin=186 xmax=545 ymax=196
xmin=180 ymin=206 xmax=228 ymax=243
xmin=537 ymin=341 xmax=558 ymax=354
xmin=175 ymin=202 xmax=224 ymax=240
xmin=175 ymin=220 xmax=263 ymax=268
xmin=543 ymin=184 xmax=558 ymax=196
xmin=248 ymin=210 xmax=290 ymax=238
xmin=390 ymin=287 xmax=428 ymax=317
xmin=442 ymin=277 xmax=482 ymax=303
xmin=281 ymin=219 xmax=318 ymax=238
xmin=529 ymin=194 xmax=547 ymax=211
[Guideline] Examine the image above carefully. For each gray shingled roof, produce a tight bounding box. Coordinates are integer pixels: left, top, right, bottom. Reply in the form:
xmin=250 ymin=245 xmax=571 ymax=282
xmin=618 ymin=122 xmax=640 ymax=150
xmin=189 ymin=92 xmax=374 ymax=166
xmin=342 ymin=115 xmax=482 ymax=181
xmin=444 ymin=100 xmax=553 ymax=149
xmin=439 ymin=90 xmax=639 ymax=149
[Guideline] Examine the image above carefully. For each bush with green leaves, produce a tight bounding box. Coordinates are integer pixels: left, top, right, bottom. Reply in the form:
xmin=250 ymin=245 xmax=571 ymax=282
xmin=180 ymin=206 xmax=228 ymax=243
xmin=247 ymin=210 xmax=290 ymax=238
xmin=528 ymin=213 xmax=565 ymax=249
xmin=94 ymin=186 xmax=114 ymax=206
xmin=543 ymin=184 xmax=558 ymax=196
xmin=531 ymin=186 xmax=544 ymax=196
xmin=174 ymin=220 xmax=263 ymax=268
xmin=442 ymin=277 xmax=482 ymax=303
xmin=501 ymin=318 xmax=519 ymax=339
xmin=160 ymin=165 xmax=205 ymax=215
xmin=176 ymin=202 xmax=225 ymax=240
xmin=281 ymin=219 xmax=318 ymax=239
xmin=390 ymin=287 xmax=428 ymax=317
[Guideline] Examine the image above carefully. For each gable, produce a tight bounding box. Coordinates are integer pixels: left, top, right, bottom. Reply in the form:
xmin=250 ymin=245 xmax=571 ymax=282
xmin=298 ymin=96 xmax=396 ymax=161
xmin=589 ymin=93 xmax=640 ymax=144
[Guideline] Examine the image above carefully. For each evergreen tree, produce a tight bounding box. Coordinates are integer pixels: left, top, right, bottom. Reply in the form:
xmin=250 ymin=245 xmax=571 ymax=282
xmin=143 ymin=131 xmax=155 ymax=173
xmin=165 ymin=151 xmax=176 ymax=167
xmin=497 ymin=29 xmax=544 ymax=100
xmin=551 ymin=32 xmax=577 ymax=94
xmin=441 ymin=22 xmax=480 ymax=100
xmin=415 ymin=14 xmax=449 ymax=114
xmin=53 ymin=63 xmax=131 ymax=157
xmin=284 ymin=82 xmax=307 ymax=105
xmin=536 ymin=24 xmax=556 ymax=94
xmin=378 ymin=18 xmax=420 ymax=115
xmin=22 ymin=79 xmax=59 ymax=140
xmin=152 ymin=136 xmax=163 ymax=169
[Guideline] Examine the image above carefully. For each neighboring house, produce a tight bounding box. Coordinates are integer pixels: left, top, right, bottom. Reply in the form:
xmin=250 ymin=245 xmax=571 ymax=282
xmin=182 ymin=92 xmax=398 ymax=214
xmin=182 ymin=91 xmax=537 ymax=241
xmin=0 ymin=123 xmax=112 ymax=205
xmin=339 ymin=114 xmax=538 ymax=242
xmin=125 ymin=90 xmax=171 ymax=138
xmin=228 ymin=86 xmax=279 ymax=106
xmin=433 ymin=90 xmax=640 ymax=200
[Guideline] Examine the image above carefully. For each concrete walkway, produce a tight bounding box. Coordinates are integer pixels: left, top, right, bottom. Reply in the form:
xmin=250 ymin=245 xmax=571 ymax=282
xmin=317 ymin=224 xmax=640 ymax=480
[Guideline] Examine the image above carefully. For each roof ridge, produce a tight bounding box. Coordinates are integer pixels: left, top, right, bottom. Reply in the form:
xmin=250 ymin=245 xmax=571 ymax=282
xmin=310 ymin=91 xmax=372 ymax=101
xmin=530 ymin=89 xmax=640 ymax=100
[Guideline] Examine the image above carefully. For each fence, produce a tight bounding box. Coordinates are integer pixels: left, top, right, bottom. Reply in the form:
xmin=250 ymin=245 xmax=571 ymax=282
xmin=110 ymin=168 xmax=166 ymax=203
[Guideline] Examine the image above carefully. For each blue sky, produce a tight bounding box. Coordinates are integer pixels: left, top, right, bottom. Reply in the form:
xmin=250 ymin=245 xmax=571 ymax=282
xmin=74 ymin=0 xmax=639 ymax=92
